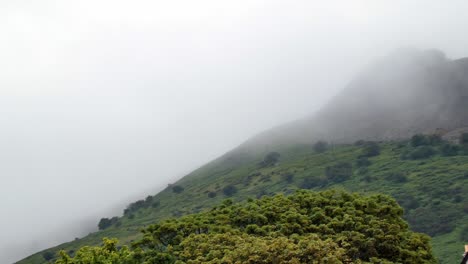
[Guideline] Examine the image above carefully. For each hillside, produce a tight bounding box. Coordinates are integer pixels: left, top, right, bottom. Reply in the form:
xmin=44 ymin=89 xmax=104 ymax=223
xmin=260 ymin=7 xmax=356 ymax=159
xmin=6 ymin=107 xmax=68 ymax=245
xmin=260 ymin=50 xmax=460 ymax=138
xmin=18 ymin=136 xmax=468 ymax=263
xmin=17 ymin=49 xmax=468 ymax=264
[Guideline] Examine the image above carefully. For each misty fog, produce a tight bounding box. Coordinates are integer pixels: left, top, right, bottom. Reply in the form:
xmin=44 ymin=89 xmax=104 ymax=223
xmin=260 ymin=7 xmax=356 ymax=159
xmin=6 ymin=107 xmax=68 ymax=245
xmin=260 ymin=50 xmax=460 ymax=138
xmin=2 ymin=1 xmax=468 ymax=263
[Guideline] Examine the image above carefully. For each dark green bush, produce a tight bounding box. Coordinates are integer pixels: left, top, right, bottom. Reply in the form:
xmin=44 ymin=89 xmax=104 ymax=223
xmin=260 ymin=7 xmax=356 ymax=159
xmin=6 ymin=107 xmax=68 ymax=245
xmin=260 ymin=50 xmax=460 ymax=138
xmin=172 ymin=185 xmax=185 ymax=193
xmin=440 ymin=143 xmax=460 ymax=156
xmin=361 ymin=142 xmax=380 ymax=157
xmin=222 ymin=185 xmax=238 ymax=196
xmin=208 ymin=191 xmax=217 ymax=198
xmin=42 ymin=251 xmax=55 ymax=261
xmin=325 ymin=162 xmax=352 ymax=183
xmin=259 ymin=152 xmax=280 ymax=167
xmin=402 ymin=146 xmax=436 ymax=160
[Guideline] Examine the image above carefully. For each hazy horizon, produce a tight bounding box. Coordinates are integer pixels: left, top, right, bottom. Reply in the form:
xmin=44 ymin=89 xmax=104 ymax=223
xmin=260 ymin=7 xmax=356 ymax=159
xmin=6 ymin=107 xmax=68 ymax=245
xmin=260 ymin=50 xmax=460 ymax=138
xmin=2 ymin=1 xmax=468 ymax=262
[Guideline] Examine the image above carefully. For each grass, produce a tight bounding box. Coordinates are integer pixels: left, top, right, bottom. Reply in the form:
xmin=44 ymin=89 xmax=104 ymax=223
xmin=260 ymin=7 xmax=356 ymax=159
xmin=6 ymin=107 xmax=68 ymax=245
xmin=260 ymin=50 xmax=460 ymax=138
xmin=17 ymin=140 xmax=468 ymax=264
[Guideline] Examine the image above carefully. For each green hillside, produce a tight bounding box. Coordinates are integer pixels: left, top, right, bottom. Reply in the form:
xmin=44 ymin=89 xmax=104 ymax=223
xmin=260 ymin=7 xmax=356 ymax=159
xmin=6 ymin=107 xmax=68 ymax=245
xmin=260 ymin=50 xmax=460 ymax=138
xmin=18 ymin=135 xmax=468 ymax=264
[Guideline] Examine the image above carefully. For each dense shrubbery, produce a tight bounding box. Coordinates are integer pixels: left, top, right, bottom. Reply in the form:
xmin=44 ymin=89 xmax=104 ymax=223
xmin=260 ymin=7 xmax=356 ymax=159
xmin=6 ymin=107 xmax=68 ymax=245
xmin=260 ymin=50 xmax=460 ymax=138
xmin=56 ymin=190 xmax=436 ymax=264
xmin=401 ymin=146 xmax=436 ymax=160
xmin=123 ymin=195 xmax=158 ymax=216
xmin=98 ymin=217 xmax=119 ymax=230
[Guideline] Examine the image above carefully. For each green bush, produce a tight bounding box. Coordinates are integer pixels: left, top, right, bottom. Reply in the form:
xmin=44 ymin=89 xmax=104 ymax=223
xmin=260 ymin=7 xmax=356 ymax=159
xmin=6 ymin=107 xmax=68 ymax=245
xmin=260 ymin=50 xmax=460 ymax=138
xmin=402 ymin=146 xmax=436 ymax=160
xmin=222 ymin=185 xmax=238 ymax=196
xmin=259 ymin=152 xmax=280 ymax=167
xmin=361 ymin=141 xmax=380 ymax=157
xmin=98 ymin=217 xmax=119 ymax=230
xmin=172 ymin=185 xmax=185 ymax=193
xmin=42 ymin=251 xmax=54 ymax=261
xmin=325 ymin=162 xmax=353 ymax=183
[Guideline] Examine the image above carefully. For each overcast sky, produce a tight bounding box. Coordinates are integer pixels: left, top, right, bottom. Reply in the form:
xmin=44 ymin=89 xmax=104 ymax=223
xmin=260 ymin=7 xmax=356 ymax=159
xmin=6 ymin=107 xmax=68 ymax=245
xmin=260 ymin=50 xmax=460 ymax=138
xmin=1 ymin=1 xmax=468 ymax=262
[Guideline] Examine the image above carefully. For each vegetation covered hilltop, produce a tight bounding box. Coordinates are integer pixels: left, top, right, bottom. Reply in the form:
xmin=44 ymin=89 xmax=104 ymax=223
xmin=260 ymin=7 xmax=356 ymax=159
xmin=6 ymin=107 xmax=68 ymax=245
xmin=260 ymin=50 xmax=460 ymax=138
xmin=18 ymin=133 xmax=468 ymax=264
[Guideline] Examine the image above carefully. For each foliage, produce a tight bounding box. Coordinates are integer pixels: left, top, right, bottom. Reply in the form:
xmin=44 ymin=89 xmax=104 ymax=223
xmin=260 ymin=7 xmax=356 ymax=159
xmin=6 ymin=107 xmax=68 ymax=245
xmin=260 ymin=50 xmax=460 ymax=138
xmin=259 ymin=151 xmax=280 ymax=167
xmin=42 ymin=251 xmax=54 ymax=262
xmin=19 ymin=136 xmax=468 ymax=264
xmin=98 ymin=217 xmax=119 ymax=230
xmin=325 ymin=162 xmax=353 ymax=182
xmin=57 ymin=190 xmax=436 ymax=264
xmin=313 ymin=140 xmax=328 ymax=153
xmin=361 ymin=141 xmax=381 ymax=157
xmin=222 ymin=184 xmax=238 ymax=196
xmin=410 ymin=134 xmax=442 ymax=147
xmin=402 ymin=146 xmax=436 ymax=160
xmin=55 ymin=238 xmax=139 ymax=264
xmin=172 ymin=185 xmax=185 ymax=194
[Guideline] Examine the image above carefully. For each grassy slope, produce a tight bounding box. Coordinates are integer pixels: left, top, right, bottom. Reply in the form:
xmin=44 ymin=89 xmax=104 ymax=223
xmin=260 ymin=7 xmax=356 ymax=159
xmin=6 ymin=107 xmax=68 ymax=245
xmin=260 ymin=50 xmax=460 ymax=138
xmin=17 ymin=141 xmax=468 ymax=264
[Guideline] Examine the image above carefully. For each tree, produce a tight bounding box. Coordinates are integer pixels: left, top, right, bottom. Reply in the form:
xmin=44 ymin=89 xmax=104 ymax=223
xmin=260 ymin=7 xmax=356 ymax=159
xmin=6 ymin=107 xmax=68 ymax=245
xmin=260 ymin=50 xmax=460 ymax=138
xmin=98 ymin=217 xmax=119 ymax=230
xmin=313 ymin=141 xmax=328 ymax=153
xmin=222 ymin=185 xmax=237 ymax=196
xmin=42 ymin=251 xmax=54 ymax=261
xmin=361 ymin=141 xmax=380 ymax=157
xmin=259 ymin=152 xmax=280 ymax=167
xmin=172 ymin=185 xmax=184 ymax=194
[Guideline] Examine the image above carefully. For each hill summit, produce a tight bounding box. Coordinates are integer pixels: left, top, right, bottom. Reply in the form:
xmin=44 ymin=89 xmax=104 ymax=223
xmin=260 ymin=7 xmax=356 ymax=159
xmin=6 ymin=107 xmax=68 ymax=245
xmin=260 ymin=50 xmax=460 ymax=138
xmin=243 ymin=48 xmax=468 ymax=151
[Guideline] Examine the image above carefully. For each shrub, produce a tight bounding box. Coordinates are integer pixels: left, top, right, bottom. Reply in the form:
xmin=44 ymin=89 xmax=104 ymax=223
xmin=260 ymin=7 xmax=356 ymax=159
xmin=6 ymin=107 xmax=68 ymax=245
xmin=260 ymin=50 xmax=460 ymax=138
xmin=411 ymin=134 xmax=442 ymax=147
xmin=222 ymin=185 xmax=238 ymax=196
xmin=402 ymin=146 xmax=435 ymax=160
xmin=325 ymin=162 xmax=352 ymax=183
xmin=440 ymin=143 xmax=460 ymax=156
xmin=42 ymin=251 xmax=55 ymax=261
xmin=259 ymin=152 xmax=280 ymax=167
xmin=411 ymin=134 xmax=429 ymax=147
xmin=208 ymin=191 xmax=217 ymax=198
xmin=313 ymin=141 xmax=328 ymax=153
xmin=98 ymin=217 xmax=119 ymax=230
xmin=361 ymin=141 xmax=380 ymax=157
xmin=172 ymin=185 xmax=185 ymax=194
